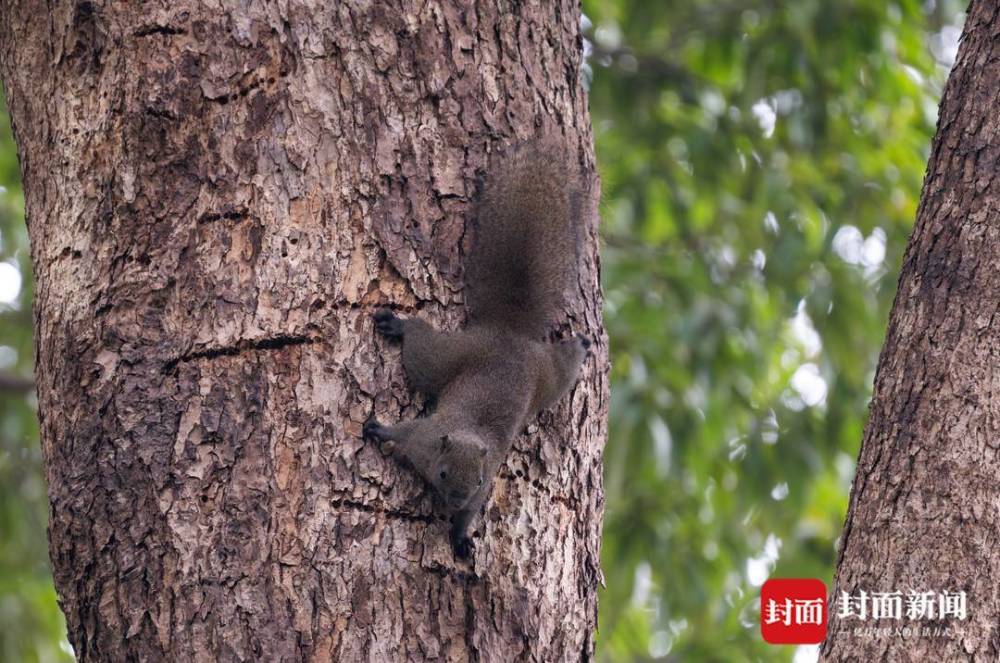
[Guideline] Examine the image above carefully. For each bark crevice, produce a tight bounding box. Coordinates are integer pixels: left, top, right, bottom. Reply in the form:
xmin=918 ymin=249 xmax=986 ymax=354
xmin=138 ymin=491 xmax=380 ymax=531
xmin=162 ymin=335 xmax=316 ymax=373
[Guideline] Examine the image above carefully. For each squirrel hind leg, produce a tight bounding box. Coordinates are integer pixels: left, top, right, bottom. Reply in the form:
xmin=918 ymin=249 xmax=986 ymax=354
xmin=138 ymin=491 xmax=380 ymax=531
xmin=535 ymin=336 xmax=589 ymax=412
xmin=362 ymin=418 xmax=387 ymax=441
xmin=555 ymin=336 xmax=588 ymax=379
xmin=373 ymin=308 xmax=404 ymax=339
xmin=400 ymin=320 xmax=481 ymax=397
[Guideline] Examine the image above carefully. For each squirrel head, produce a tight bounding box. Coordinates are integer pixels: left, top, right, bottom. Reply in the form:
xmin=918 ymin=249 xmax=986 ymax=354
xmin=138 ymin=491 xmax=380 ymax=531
xmin=432 ymin=431 xmax=488 ymax=512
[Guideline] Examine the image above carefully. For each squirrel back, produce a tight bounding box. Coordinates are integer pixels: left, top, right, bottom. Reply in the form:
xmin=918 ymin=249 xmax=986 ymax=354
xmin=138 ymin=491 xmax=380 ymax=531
xmin=465 ymin=143 xmax=585 ymax=337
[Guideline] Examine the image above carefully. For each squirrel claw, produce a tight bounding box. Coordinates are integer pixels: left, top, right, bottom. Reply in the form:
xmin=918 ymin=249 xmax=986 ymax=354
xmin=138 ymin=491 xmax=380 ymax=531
xmin=373 ymin=308 xmax=404 ymax=339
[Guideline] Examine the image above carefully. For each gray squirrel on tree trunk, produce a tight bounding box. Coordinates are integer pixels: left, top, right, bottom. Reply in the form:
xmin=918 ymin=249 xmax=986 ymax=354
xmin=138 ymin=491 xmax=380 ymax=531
xmin=364 ymin=141 xmax=590 ymax=558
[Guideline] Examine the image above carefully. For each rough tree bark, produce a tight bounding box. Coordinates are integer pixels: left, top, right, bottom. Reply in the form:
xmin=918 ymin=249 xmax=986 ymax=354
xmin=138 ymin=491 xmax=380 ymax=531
xmin=823 ymin=2 xmax=1000 ymax=661
xmin=0 ymin=2 xmax=607 ymax=661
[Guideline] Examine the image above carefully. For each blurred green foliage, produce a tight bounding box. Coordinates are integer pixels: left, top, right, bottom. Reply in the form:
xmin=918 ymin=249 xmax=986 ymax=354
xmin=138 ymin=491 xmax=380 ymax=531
xmin=0 ymin=93 xmax=72 ymax=662
xmin=583 ymin=0 xmax=962 ymax=660
xmin=0 ymin=1 xmax=964 ymax=661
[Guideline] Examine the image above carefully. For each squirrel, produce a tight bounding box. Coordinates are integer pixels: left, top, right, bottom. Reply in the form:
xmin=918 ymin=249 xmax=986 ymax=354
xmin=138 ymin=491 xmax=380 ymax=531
xmin=363 ymin=142 xmax=590 ymax=559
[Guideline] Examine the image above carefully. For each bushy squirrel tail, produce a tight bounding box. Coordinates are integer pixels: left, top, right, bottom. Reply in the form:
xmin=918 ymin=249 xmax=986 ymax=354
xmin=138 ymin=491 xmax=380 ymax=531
xmin=465 ymin=142 xmax=585 ymax=337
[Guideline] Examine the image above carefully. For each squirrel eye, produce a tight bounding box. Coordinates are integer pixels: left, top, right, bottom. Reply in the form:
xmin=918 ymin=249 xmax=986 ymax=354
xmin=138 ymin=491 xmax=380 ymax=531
xmin=440 ymin=470 xmax=447 ymax=479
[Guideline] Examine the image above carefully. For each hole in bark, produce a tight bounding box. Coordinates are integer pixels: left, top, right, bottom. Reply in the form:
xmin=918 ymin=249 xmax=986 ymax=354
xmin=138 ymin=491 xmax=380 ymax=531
xmin=198 ymin=209 xmax=250 ymax=224
xmin=134 ymin=24 xmax=186 ymax=37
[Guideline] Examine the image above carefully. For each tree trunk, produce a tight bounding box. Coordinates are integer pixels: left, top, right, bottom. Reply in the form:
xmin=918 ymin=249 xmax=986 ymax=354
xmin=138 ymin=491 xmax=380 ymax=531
xmin=0 ymin=2 xmax=606 ymax=661
xmin=823 ymin=2 xmax=1000 ymax=660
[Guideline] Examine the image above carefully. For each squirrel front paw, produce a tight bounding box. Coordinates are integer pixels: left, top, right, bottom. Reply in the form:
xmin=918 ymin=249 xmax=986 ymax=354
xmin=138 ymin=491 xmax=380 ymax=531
xmin=373 ymin=308 xmax=404 ymax=339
